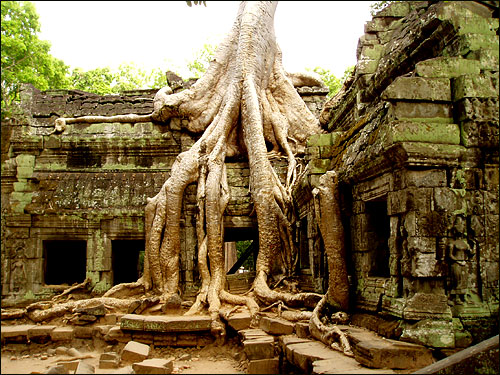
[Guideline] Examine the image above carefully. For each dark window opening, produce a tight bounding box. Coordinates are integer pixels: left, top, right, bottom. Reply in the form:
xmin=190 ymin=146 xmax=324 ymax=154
xmin=43 ymin=240 xmax=87 ymax=285
xmin=225 ymin=227 xmax=258 ymax=274
xmin=299 ymin=217 xmax=310 ymax=270
xmin=112 ymin=240 xmax=145 ymax=285
xmin=366 ymin=200 xmax=390 ymax=277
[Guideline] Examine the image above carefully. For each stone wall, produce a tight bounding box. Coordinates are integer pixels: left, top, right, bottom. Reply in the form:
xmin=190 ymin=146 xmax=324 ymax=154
xmin=294 ymin=1 xmax=499 ymax=348
xmin=0 ymin=78 xmax=327 ymax=303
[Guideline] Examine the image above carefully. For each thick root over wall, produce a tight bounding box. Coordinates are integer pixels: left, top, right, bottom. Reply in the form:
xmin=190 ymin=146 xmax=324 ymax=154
xmin=49 ymin=1 xmax=349 ymax=343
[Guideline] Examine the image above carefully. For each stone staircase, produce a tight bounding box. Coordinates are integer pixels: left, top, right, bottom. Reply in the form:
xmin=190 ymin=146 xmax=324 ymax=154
xmin=2 ymin=312 xmax=440 ymax=374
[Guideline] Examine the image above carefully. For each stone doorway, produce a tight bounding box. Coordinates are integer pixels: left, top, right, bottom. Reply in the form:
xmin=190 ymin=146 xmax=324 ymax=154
xmin=111 ymin=240 xmax=145 ymax=285
xmin=365 ymin=200 xmax=390 ymax=278
xmin=43 ymin=240 xmax=87 ymax=285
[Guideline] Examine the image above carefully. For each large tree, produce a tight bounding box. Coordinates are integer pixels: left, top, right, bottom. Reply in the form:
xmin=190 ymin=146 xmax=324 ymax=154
xmin=53 ymin=1 xmax=350 ymax=348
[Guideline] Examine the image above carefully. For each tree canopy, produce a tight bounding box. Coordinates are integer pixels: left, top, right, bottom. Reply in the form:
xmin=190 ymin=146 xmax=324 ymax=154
xmin=1 ymin=1 xmax=69 ymax=118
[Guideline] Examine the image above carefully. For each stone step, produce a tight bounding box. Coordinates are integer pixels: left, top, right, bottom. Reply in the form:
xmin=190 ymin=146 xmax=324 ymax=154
xmin=1 ymin=324 xmax=36 ymax=343
xmin=345 ymin=326 xmax=435 ymax=370
xmin=132 ymin=358 xmax=174 ymax=374
xmin=120 ymin=314 xmax=211 ymax=332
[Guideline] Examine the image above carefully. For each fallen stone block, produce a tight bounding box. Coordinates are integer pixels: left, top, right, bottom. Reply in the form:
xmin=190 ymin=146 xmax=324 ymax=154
xmin=353 ymin=337 xmax=435 ymax=369
xmin=46 ymin=364 xmax=69 ymax=374
xmin=75 ymin=361 xmax=95 ymax=374
xmin=132 ymin=358 xmax=175 ymax=374
xmin=243 ymin=336 xmax=275 ymax=360
xmin=57 ymin=360 xmax=80 ymax=372
xmin=121 ymin=340 xmax=150 ymax=362
xmin=286 ymin=341 xmax=339 ymax=373
xmin=99 ymin=352 xmax=120 ymax=369
xmin=226 ymin=312 xmax=252 ymax=331
xmin=247 ymin=358 xmax=279 ymax=374
xmin=260 ymin=316 xmax=295 ymax=335
xmin=51 ymin=327 xmax=74 ymax=342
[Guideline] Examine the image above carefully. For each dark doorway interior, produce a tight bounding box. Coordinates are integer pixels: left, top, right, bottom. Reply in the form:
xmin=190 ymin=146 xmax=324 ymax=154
xmin=365 ymin=200 xmax=390 ymax=277
xmin=43 ymin=240 xmax=87 ymax=285
xmin=112 ymin=240 xmax=145 ymax=285
xmin=224 ymin=227 xmax=258 ymax=274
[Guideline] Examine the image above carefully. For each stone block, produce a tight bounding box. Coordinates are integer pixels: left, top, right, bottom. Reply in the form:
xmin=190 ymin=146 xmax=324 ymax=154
xmin=57 ymin=360 xmax=80 ymax=372
xmin=243 ymin=336 xmax=275 ymax=360
xmin=121 ymin=340 xmax=150 ymax=362
xmin=357 ymin=59 xmax=379 ymax=74
xmin=104 ymin=326 xmax=132 ymax=343
xmin=382 ymin=77 xmax=451 ymax=101
xmin=306 ymin=133 xmax=332 ymax=147
xmin=308 ymin=159 xmax=331 ymax=175
xmin=73 ymin=326 xmax=93 ymax=339
xmin=176 ymin=333 xmax=199 ymax=346
xmin=75 ymin=361 xmax=95 ymax=374
xmin=153 ymin=333 xmax=177 ymax=347
xmin=1 ymin=324 xmax=35 ymax=343
xmin=353 ymin=336 xmax=435 ymax=370
xmin=286 ymin=341 xmax=339 ymax=373
xmin=401 ymin=319 xmax=455 ymax=348
xmin=140 ymin=315 xmax=211 ymax=332
xmin=389 ymin=102 xmax=452 ymax=121
xmin=132 ymin=358 xmax=174 ymax=374
xmin=259 ymin=316 xmax=294 ymax=335
xmin=373 ymin=1 xmax=409 ymax=17
xmin=385 ymin=121 xmax=460 ymax=145
xmin=416 ymin=57 xmax=481 ymax=78
xmin=295 ymin=322 xmax=310 ymax=339
xmin=403 ymin=293 xmax=452 ymax=320
xmin=226 ymin=312 xmax=252 ymax=331
xmin=455 ymin=97 xmax=499 ymax=123
xmin=120 ymin=314 xmax=145 ymax=330
xmin=452 ymin=75 xmax=499 ymax=101
xmin=28 ymin=325 xmax=56 ymax=343
xmin=460 ymin=120 xmax=499 ymax=148
xmin=239 ymin=328 xmax=270 ymax=341
xmin=247 ymin=358 xmax=279 ymax=374
xmin=75 ymin=303 xmax=106 ymax=316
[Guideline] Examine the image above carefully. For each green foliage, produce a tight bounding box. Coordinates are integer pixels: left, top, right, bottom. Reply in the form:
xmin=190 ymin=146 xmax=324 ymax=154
xmin=187 ymin=43 xmax=217 ymax=78
xmin=308 ymin=65 xmax=355 ymax=99
xmin=1 ymin=1 xmax=70 ymax=119
xmin=69 ymin=67 xmax=114 ymax=95
xmin=186 ymin=1 xmax=207 ymax=7
xmin=236 ymin=240 xmax=254 ymax=271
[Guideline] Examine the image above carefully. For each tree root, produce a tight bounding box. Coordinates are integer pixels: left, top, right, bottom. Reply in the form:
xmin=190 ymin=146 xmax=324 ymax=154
xmin=51 ymin=277 xmax=91 ymax=303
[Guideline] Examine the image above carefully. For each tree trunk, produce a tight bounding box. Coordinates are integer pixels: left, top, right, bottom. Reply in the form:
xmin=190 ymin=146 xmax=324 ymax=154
xmin=53 ymin=1 xmax=341 ymax=339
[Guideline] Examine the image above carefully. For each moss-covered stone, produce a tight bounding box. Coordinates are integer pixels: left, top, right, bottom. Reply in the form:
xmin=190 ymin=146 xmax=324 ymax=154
xmin=306 ymin=133 xmax=332 ymax=147
xmin=416 ymin=57 xmax=481 ymax=78
xmin=401 ymin=319 xmax=455 ymax=348
xmin=382 ymin=77 xmax=451 ymax=101
xmin=385 ymin=121 xmax=460 ymax=145
xmin=452 ymin=75 xmax=499 ymax=101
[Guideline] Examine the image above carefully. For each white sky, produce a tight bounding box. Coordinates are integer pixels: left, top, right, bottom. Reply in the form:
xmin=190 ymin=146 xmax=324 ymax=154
xmin=32 ymin=1 xmax=375 ymax=79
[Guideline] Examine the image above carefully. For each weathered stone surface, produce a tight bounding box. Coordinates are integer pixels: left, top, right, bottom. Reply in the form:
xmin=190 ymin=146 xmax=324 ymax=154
xmin=27 ymin=325 xmax=56 ymax=343
xmin=247 ymin=358 xmax=279 ymax=374
xmin=226 ymin=312 xmax=251 ymax=331
xmin=352 ymin=333 xmax=435 ymax=369
xmin=382 ymin=77 xmax=451 ymax=101
xmin=121 ymin=314 xmax=212 ymax=332
xmin=416 ymin=57 xmax=481 ymax=78
xmin=295 ymin=322 xmax=310 ymax=339
xmin=104 ymin=326 xmax=133 ymax=343
xmin=75 ymin=303 xmax=106 ymax=316
xmin=259 ymin=316 xmax=294 ymax=335
xmin=57 ymin=360 xmax=80 ymax=372
xmin=75 ymin=361 xmax=95 ymax=374
xmin=46 ymin=364 xmax=69 ymax=374
xmin=385 ymin=121 xmax=460 ymax=145
xmin=99 ymin=352 xmax=120 ymax=369
xmin=452 ymin=75 xmax=499 ymax=101
xmin=1 ymin=324 xmax=35 ymax=343
xmin=313 ymin=358 xmax=397 ymax=374
xmin=403 ymin=293 xmax=453 ymax=320
xmin=286 ymin=341 xmax=339 ymax=373
xmin=243 ymin=336 xmax=275 ymax=360
xmin=132 ymin=358 xmax=174 ymax=374
xmin=121 ymin=340 xmax=150 ymax=362
xmin=401 ymin=319 xmax=455 ymax=348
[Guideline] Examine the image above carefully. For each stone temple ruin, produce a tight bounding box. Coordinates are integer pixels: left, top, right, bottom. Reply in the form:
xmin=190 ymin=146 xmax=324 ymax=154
xmin=1 ymin=1 xmax=499 ymax=373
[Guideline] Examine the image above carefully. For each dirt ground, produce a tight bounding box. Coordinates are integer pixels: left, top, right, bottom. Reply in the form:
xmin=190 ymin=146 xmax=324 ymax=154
xmin=1 ymin=338 xmax=246 ymax=374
